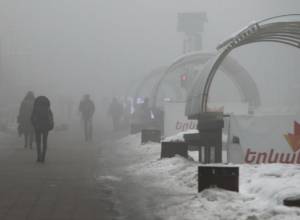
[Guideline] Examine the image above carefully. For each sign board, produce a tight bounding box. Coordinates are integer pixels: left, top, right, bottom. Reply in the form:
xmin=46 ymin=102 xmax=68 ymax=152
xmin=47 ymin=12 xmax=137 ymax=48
xmin=164 ymin=102 xmax=197 ymax=137
xmin=230 ymin=115 xmax=300 ymax=164
xmin=163 ymin=102 xmax=247 ymax=138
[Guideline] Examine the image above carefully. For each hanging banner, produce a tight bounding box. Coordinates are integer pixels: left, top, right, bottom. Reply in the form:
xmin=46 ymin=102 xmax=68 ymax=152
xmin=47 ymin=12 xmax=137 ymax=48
xmin=230 ymin=115 xmax=300 ymax=164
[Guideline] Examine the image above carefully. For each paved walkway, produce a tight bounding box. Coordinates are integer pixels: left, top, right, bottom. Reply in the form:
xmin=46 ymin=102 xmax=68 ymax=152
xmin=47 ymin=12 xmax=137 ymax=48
xmin=0 ymin=131 xmax=117 ymax=220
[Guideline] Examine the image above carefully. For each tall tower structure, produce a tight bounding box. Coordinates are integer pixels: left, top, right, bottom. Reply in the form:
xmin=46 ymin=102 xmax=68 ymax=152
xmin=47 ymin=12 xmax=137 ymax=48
xmin=177 ymin=12 xmax=207 ymax=53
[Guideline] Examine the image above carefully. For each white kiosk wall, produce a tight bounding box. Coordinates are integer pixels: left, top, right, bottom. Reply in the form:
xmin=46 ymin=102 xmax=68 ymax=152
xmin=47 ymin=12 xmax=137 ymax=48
xmin=230 ymin=115 xmax=300 ymax=164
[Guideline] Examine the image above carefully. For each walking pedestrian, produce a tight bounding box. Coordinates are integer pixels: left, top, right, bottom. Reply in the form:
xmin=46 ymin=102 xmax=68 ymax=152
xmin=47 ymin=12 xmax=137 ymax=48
xmin=17 ymin=91 xmax=35 ymax=149
xmin=79 ymin=94 xmax=95 ymax=141
xmin=31 ymin=96 xmax=54 ymax=163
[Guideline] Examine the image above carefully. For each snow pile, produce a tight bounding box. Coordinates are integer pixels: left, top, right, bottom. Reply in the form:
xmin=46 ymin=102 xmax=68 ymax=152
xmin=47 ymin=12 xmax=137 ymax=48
xmin=163 ymin=129 xmax=198 ymax=142
xmin=112 ymin=134 xmax=300 ymax=220
xmin=241 ymin=164 xmax=300 ymax=204
xmin=163 ymin=130 xmax=228 ymax=145
xmin=115 ymin=133 xmax=160 ymax=159
xmin=129 ymin=155 xmax=198 ymax=192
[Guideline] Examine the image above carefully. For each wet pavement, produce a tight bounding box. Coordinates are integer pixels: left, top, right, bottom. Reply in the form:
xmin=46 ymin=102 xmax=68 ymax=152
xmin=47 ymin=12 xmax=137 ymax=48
xmin=0 ymin=130 xmax=119 ymax=220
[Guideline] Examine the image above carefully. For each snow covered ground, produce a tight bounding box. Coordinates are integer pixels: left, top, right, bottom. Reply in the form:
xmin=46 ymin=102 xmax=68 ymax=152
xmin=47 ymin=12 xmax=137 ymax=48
xmin=109 ymin=133 xmax=300 ymax=220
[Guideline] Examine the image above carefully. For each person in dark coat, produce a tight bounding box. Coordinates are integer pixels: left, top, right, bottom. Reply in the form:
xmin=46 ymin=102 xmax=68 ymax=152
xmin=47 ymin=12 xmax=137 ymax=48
xmin=79 ymin=94 xmax=95 ymax=141
xmin=31 ymin=96 xmax=54 ymax=163
xmin=17 ymin=91 xmax=35 ymax=148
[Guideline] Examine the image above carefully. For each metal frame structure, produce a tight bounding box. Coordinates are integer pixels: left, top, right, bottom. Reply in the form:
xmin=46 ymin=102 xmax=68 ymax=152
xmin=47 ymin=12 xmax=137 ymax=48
xmin=130 ymin=66 xmax=184 ymax=105
xmin=186 ymin=14 xmax=300 ymax=116
xmin=133 ymin=66 xmax=166 ymax=102
xmin=151 ymin=52 xmax=260 ymax=110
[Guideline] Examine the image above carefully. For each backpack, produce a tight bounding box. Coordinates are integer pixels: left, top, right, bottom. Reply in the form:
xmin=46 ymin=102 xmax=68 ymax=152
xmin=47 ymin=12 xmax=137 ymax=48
xmin=31 ymin=96 xmax=54 ymax=131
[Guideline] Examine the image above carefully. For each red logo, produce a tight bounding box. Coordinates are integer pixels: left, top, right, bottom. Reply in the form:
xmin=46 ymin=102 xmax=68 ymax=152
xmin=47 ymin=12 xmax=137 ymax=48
xmin=284 ymin=121 xmax=300 ymax=152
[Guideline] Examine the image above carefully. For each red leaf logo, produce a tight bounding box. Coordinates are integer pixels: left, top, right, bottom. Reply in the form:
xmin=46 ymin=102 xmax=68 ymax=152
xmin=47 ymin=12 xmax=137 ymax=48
xmin=284 ymin=121 xmax=300 ymax=152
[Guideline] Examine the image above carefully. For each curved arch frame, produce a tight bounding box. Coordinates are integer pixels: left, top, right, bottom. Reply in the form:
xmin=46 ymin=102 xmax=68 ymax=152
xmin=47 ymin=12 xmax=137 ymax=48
xmin=133 ymin=66 xmax=166 ymax=102
xmin=151 ymin=52 xmax=214 ymax=107
xmin=186 ymin=14 xmax=300 ymax=116
xmin=131 ymin=66 xmax=185 ymax=105
xmin=151 ymin=52 xmax=261 ymax=111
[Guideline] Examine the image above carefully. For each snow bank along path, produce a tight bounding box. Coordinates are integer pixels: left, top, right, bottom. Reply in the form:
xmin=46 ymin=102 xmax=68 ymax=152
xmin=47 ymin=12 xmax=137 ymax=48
xmin=108 ymin=133 xmax=300 ymax=220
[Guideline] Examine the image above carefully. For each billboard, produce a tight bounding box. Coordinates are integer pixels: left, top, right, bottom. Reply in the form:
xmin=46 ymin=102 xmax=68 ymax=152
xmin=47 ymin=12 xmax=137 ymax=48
xmin=230 ymin=115 xmax=300 ymax=164
xmin=164 ymin=102 xmax=197 ymax=138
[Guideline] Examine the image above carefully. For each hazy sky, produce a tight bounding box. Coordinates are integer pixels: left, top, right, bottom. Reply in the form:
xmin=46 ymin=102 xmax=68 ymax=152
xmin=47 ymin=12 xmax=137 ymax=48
xmin=0 ymin=0 xmax=300 ymax=106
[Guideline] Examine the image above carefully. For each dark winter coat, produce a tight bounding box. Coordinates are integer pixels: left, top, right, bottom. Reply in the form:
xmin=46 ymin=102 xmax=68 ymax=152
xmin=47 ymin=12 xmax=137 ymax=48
xmin=18 ymin=97 xmax=35 ymax=134
xmin=31 ymin=96 xmax=54 ymax=132
xmin=79 ymin=99 xmax=95 ymax=120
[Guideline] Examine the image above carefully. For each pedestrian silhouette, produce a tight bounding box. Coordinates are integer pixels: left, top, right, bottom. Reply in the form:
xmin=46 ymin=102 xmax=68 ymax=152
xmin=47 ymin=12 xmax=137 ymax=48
xmin=17 ymin=91 xmax=35 ymax=149
xmin=79 ymin=94 xmax=95 ymax=141
xmin=31 ymin=96 xmax=54 ymax=163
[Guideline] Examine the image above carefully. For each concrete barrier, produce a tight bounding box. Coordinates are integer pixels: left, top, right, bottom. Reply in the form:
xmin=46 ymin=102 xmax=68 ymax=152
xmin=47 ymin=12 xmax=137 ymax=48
xmin=161 ymin=142 xmax=188 ymax=158
xmin=198 ymin=166 xmax=239 ymax=192
xmin=141 ymin=129 xmax=161 ymax=144
xmin=283 ymin=195 xmax=300 ymax=207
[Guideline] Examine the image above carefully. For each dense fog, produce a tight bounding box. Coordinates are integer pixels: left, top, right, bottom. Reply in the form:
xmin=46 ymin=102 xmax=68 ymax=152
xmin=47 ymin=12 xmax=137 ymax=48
xmin=2 ymin=2 xmax=300 ymax=219
xmin=0 ymin=0 xmax=300 ymax=124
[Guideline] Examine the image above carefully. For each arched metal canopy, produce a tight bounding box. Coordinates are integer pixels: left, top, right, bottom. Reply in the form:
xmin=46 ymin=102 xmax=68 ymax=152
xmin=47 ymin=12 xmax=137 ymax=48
xmin=131 ymin=66 xmax=184 ymax=105
xmin=133 ymin=66 xmax=166 ymax=102
xmin=186 ymin=14 xmax=300 ymax=117
xmin=151 ymin=52 xmax=260 ymax=110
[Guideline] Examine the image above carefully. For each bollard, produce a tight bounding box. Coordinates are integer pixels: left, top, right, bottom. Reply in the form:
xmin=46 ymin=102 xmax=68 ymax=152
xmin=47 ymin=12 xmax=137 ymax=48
xmin=161 ymin=141 xmax=188 ymax=158
xmin=141 ymin=129 xmax=161 ymax=144
xmin=185 ymin=112 xmax=224 ymax=163
xmin=283 ymin=196 xmax=300 ymax=207
xmin=184 ymin=132 xmax=222 ymax=163
xmin=198 ymin=166 xmax=239 ymax=192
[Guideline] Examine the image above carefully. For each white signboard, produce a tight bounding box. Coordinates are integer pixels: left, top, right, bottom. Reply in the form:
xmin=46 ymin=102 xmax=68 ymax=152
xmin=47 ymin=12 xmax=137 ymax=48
xmin=164 ymin=102 xmax=197 ymax=137
xmin=163 ymin=102 xmax=247 ymax=138
xmin=230 ymin=115 xmax=300 ymax=164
